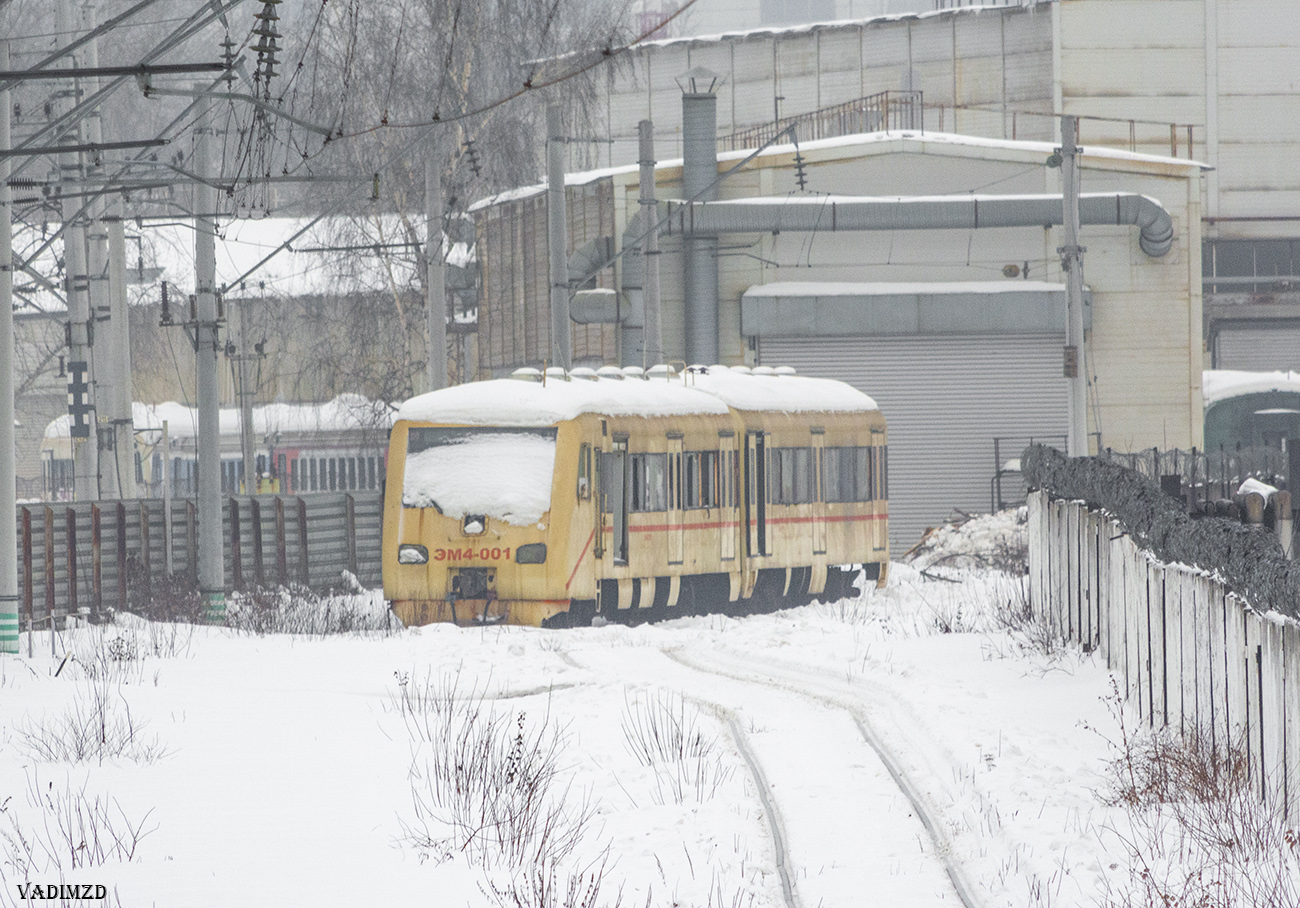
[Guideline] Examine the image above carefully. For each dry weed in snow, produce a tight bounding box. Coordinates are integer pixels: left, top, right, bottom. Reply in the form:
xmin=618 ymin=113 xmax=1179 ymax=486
xmin=1095 ymin=678 xmax=1300 ymax=908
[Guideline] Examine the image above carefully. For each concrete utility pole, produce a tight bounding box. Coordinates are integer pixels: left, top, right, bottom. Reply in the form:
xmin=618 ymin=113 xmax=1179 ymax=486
xmin=81 ymin=2 xmax=135 ymax=500
xmin=58 ymin=0 xmax=97 ymax=498
xmin=193 ymin=89 xmax=224 ymax=621
xmin=1 ymin=41 xmax=19 ymax=655
xmin=1059 ymin=115 xmax=1089 ymax=458
xmin=638 ymin=119 xmax=662 ymax=368
xmin=426 ymin=142 xmax=447 ymax=391
xmin=106 ymin=195 xmax=134 ymax=497
xmin=546 ymin=106 xmax=572 ymax=370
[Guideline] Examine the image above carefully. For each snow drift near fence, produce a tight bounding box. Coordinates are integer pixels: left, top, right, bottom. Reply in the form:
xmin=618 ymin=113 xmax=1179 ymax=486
xmin=1021 ymin=444 xmax=1300 ymax=619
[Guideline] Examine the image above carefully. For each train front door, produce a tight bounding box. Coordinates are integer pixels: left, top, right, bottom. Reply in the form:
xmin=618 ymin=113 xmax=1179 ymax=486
xmin=719 ymin=432 xmax=737 ymax=563
xmin=601 ymin=439 xmax=629 ymax=564
xmin=745 ymin=431 xmax=768 ymax=558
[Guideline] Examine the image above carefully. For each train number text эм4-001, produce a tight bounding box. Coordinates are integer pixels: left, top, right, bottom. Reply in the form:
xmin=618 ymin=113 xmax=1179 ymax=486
xmin=431 ymin=547 xmax=511 ymax=562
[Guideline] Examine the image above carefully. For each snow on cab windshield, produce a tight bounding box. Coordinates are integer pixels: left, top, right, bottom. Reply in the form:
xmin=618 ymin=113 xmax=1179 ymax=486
xmin=402 ymin=427 xmax=558 ymax=526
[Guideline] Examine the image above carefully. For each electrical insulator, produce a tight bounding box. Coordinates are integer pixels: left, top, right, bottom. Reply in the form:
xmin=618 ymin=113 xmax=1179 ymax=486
xmin=160 ymin=280 xmax=172 ymax=325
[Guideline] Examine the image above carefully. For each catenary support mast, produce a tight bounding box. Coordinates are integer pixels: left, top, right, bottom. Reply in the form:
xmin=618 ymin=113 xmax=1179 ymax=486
xmin=0 ymin=41 xmax=19 ymax=654
xmin=1060 ymin=115 xmax=1089 ymax=457
xmin=193 ymin=88 xmax=224 ymax=621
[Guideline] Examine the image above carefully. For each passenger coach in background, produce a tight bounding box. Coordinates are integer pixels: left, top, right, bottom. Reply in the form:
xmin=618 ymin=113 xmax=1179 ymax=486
xmin=383 ymin=364 xmax=888 ymax=627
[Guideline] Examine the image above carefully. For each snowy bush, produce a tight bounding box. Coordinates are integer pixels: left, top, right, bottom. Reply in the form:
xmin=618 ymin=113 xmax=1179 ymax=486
xmin=391 ymin=670 xmax=597 ymax=870
xmin=620 ymin=690 xmax=734 ymax=805
xmin=224 ymin=584 xmax=392 ymax=636
xmin=1 ymin=769 xmax=154 ymax=878
xmin=14 ymin=672 xmax=166 ymax=765
xmin=1097 ymin=679 xmax=1300 ymax=908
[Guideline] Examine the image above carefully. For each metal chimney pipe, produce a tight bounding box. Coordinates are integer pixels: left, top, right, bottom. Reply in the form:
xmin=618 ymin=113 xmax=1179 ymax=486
xmin=546 ymin=106 xmax=572 ymax=369
xmin=681 ymin=89 xmax=718 ymax=365
xmin=639 ymin=119 xmax=662 ymax=367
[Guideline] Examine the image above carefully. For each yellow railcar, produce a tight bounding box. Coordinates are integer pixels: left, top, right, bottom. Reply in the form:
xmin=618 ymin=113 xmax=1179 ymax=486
xmin=382 ymin=365 xmax=888 ymax=627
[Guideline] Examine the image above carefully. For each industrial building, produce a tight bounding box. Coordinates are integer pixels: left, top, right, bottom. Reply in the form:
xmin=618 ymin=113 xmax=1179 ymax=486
xmin=470 ymin=109 xmax=1204 ymax=546
xmin=461 ymin=0 xmax=1300 ymax=545
xmin=593 ymin=1 xmax=1298 ymax=372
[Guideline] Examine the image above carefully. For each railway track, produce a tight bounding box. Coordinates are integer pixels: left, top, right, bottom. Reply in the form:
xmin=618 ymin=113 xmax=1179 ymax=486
xmin=566 ymin=644 xmax=980 ymax=908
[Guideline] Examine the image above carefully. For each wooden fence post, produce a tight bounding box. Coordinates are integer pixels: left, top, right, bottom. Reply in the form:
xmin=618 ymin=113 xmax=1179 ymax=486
xmin=1066 ymin=503 xmax=1079 ymax=642
xmin=297 ymin=498 xmax=309 ymax=586
xmin=1209 ymin=583 xmax=1230 ymax=754
xmin=1226 ymin=594 xmax=1249 ymax=749
xmin=138 ymin=501 xmax=152 ymax=601
xmin=1124 ymin=543 xmax=1141 ymax=706
xmin=1195 ymin=576 xmax=1215 ymax=740
xmin=1284 ymin=622 xmax=1300 ymax=820
xmin=21 ymin=508 xmax=32 ymax=648
xmin=1245 ymin=610 xmax=1265 ymax=801
xmin=116 ymin=502 xmax=127 ymax=611
xmin=44 ymin=508 xmax=54 ymax=654
xmin=250 ymin=497 xmax=264 ymax=587
xmin=345 ymin=494 xmax=358 ymax=579
xmin=229 ymin=498 xmax=242 ymax=590
xmin=1261 ymin=618 xmax=1287 ymax=811
xmin=186 ymin=500 xmax=198 ymax=584
xmin=1027 ymin=491 xmax=1041 ymax=612
xmin=275 ymin=497 xmax=288 ymax=587
xmin=1149 ymin=564 xmax=1167 ymax=728
xmin=1166 ymin=569 xmax=1185 ymax=734
xmin=65 ymin=508 xmax=77 ymax=619
xmin=91 ymin=505 xmax=102 ymax=618
xmin=1051 ymin=499 xmax=1066 ymax=638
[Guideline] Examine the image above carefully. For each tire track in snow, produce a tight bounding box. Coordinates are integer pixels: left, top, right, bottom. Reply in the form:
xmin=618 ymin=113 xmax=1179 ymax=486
xmin=666 ymin=646 xmax=985 ymax=908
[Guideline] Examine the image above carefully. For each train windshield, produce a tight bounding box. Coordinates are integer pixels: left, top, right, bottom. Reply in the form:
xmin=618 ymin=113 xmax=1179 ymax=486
xmin=402 ymin=427 xmax=558 ymax=526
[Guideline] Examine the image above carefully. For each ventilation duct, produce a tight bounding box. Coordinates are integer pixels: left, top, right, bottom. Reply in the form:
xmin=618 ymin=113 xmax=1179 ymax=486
xmin=659 ymin=192 xmax=1175 ymax=258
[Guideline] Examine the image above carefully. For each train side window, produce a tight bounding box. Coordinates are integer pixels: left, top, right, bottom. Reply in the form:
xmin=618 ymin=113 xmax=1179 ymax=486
xmin=577 ymin=443 xmax=592 ymax=499
xmin=309 ymin=459 xmax=318 ymax=492
xmin=682 ymin=451 xmax=719 ymax=509
xmin=770 ymin=447 xmax=814 ymax=504
xmin=857 ymin=447 xmax=873 ymax=502
xmin=630 ymin=453 xmax=668 ymax=512
xmin=878 ymin=445 xmax=888 ymax=499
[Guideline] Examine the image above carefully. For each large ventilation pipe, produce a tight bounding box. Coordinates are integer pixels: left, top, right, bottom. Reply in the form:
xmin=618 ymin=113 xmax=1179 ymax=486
xmin=679 ymin=69 xmax=721 ymax=364
xmin=660 ymin=192 xmax=1176 ymax=258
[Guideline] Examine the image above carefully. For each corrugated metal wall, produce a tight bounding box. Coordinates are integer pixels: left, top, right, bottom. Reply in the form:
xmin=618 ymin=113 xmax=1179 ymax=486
xmin=477 ymin=183 xmax=617 ymax=375
xmin=14 ymin=492 xmax=383 ymax=625
xmin=1214 ymin=326 xmax=1300 ymax=372
xmin=759 ymin=333 xmax=1068 ymax=550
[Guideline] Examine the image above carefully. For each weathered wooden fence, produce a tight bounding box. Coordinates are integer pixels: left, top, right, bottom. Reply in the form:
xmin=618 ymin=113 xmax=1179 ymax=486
xmin=1028 ymin=489 xmax=1300 ymax=817
xmin=15 ymin=492 xmax=383 ymax=626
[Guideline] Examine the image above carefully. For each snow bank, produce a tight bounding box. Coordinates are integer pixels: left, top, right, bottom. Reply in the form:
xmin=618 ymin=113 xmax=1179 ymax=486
xmin=402 ymin=432 xmax=557 ymax=525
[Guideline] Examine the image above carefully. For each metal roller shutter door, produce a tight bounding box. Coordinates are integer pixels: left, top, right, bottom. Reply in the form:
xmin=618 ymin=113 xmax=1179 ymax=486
xmin=1215 ymin=327 xmax=1300 ymax=372
xmin=759 ymin=334 xmax=1068 ymax=551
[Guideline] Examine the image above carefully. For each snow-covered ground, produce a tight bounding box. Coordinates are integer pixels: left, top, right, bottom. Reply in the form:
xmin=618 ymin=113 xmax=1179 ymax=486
xmin=0 ymin=511 xmax=1212 ymax=907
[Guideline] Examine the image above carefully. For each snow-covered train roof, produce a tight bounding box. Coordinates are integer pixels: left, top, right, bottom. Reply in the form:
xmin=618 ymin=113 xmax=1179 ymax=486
xmin=395 ymin=365 xmax=879 ymax=426
xmin=1203 ymin=370 xmax=1300 ymax=407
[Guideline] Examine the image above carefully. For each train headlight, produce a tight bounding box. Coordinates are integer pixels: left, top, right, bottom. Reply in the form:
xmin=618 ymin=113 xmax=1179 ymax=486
xmin=398 ymin=544 xmax=429 ymax=564
xmin=515 ymin=543 xmax=547 ymax=564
